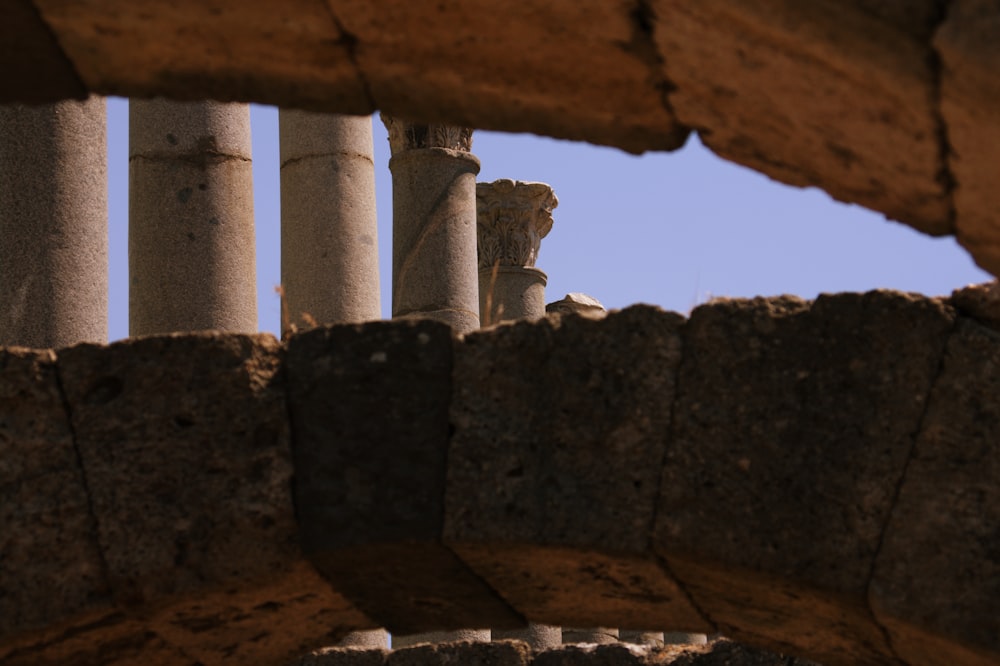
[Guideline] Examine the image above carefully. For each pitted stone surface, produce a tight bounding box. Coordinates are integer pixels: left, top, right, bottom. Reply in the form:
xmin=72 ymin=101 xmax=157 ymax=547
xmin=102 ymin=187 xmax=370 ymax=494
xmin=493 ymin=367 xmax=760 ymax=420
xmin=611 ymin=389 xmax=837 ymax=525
xmin=446 ymin=307 xmax=709 ymax=633
xmin=56 ymin=333 xmax=369 ymax=664
xmin=654 ymin=292 xmax=955 ymax=665
xmin=287 ymin=320 xmax=523 ymax=634
xmin=871 ymin=317 xmax=1000 ymax=666
xmin=0 ymin=349 xmax=108 ymax=652
xmin=388 ymin=641 xmax=531 ymax=666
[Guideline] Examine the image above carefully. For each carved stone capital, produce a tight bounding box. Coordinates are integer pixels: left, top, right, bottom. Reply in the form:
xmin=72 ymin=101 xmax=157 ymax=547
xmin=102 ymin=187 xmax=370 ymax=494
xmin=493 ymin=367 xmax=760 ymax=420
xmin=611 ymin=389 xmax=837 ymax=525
xmin=546 ymin=293 xmax=607 ymax=318
xmin=476 ymin=179 xmax=558 ymax=270
xmin=380 ymin=113 xmax=473 ymax=154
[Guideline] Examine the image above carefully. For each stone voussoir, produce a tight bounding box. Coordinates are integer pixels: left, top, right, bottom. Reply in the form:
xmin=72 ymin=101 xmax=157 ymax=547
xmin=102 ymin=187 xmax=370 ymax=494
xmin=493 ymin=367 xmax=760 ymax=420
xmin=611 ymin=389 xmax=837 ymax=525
xmin=654 ymin=291 xmax=956 ymax=665
xmin=52 ymin=332 xmax=371 ymax=666
xmin=287 ymin=319 xmax=524 ymax=635
xmin=445 ymin=306 xmax=710 ymax=633
xmin=871 ymin=316 xmax=1000 ymax=666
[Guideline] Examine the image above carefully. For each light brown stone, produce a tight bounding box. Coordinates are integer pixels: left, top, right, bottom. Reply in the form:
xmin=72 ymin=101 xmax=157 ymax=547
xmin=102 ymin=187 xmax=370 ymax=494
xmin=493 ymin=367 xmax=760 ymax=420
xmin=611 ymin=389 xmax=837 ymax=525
xmin=33 ymin=0 xmax=370 ymax=111
xmin=653 ymin=0 xmax=949 ymax=236
xmin=654 ymin=292 xmax=955 ymax=665
xmin=936 ymin=0 xmax=1000 ymax=275
xmin=446 ymin=307 xmax=709 ymax=633
xmin=871 ymin=317 xmax=1000 ymax=666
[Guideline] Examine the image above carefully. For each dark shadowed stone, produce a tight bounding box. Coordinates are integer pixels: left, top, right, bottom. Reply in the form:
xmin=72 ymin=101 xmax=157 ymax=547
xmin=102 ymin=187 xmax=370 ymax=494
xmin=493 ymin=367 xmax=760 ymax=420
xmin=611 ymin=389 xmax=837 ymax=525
xmin=532 ymin=640 xmax=817 ymax=666
xmin=0 ymin=348 xmax=110 ymax=654
xmin=288 ymin=320 xmax=523 ymax=634
xmin=0 ymin=1 xmax=86 ymax=103
xmin=654 ymin=292 xmax=955 ymax=665
xmin=871 ymin=317 xmax=1000 ymax=666
xmin=446 ymin=307 xmax=709 ymax=632
xmin=387 ymin=640 xmax=530 ymax=666
xmin=57 ymin=333 xmax=369 ymax=664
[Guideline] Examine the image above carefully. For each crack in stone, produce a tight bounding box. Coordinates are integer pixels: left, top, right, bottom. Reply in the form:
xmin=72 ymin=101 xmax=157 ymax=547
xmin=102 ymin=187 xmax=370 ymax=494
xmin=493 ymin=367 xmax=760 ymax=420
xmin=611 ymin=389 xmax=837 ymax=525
xmin=624 ymin=0 xmax=690 ymax=146
xmin=280 ymin=150 xmax=374 ymax=170
xmin=863 ymin=310 xmax=959 ymax=666
xmin=648 ymin=315 xmax=717 ymax=633
xmin=928 ymin=0 xmax=958 ymax=237
xmin=322 ymin=1 xmax=377 ymax=111
xmin=128 ymin=152 xmax=252 ymax=167
xmin=51 ymin=351 xmax=116 ymax=617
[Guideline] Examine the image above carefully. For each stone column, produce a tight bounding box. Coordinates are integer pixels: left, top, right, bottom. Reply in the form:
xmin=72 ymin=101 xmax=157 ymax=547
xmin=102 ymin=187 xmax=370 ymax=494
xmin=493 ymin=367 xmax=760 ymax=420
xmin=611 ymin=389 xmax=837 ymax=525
xmin=562 ymin=628 xmax=620 ymax=645
xmin=337 ymin=630 xmax=389 ymax=649
xmin=279 ymin=111 xmax=380 ymax=334
xmin=382 ymin=115 xmax=480 ymax=334
xmin=493 ymin=624 xmax=562 ymax=651
xmin=619 ymin=631 xmax=665 ymax=646
xmin=129 ymin=99 xmax=256 ymax=336
xmin=0 ymin=97 xmax=107 ymax=349
xmin=477 ymin=179 xmax=557 ymax=325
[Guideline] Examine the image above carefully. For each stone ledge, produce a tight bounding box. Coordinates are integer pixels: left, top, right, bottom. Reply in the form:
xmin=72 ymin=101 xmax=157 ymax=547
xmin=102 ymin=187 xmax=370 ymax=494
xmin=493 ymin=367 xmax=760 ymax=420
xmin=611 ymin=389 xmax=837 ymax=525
xmin=0 ymin=290 xmax=996 ymax=665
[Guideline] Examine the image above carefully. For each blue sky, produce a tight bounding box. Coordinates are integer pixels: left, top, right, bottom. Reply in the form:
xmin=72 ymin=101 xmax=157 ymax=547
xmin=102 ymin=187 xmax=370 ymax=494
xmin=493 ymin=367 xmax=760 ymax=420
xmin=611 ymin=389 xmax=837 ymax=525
xmin=105 ymin=99 xmax=989 ymax=341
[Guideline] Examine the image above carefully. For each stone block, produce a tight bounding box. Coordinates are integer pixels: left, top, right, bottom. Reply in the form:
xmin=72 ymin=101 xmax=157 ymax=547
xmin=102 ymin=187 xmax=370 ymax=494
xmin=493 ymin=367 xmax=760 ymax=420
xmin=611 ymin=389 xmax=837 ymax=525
xmin=34 ymin=0 xmax=369 ymax=111
xmin=653 ymin=0 xmax=949 ymax=235
xmin=871 ymin=318 xmax=1000 ymax=666
xmin=293 ymin=647 xmax=388 ymax=666
xmin=654 ymin=292 xmax=955 ymax=665
xmin=936 ymin=0 xmax=1000 ymax=275
xmin=446 ymin=307 xmax=709 ymax=632
xmin=0 ymin=348 xmax=109 ymax=652
xmin=0 ymin=0 xmax=86 ymax=103
xmin=332 ymin=0 xmax=689 ymax=152
xmin=57 ymin=333 xmax=369 ymax=664
xmin=288 ymin=320 xmax=523 ymax=634
xmin=387 ymin=641 xmax=530 ymax=666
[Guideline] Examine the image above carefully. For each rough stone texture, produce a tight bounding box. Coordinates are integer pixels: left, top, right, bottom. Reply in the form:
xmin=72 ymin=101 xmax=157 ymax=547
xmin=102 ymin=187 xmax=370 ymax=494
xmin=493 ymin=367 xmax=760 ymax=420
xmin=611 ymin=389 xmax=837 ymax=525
xmin=446 ymin=307 xmax=709 ymax=633
xmin=129 ymin=99 xmax=257 ymax=335
xmin=293 ymin=647 xmax=388 ymax=666
xmin=533 ymin=640 xmax=817 ymax=666
xmin=0 ymin=0 xmax=85 ymax=103
xmin=562 ymin=629 xmax=621 ymax=646
xmin=654 ymin=0 xmax=950 ymax=236
xmin=393 ymin=629 xmax=492 ymax=649
xmin=654 ymin=292 xmax=956 ymax=665
xmin=0 ymin=349 xmax=109 ymax=653
xmin=0 ymin=96 xmax=108 ymax=348
xmin=949 ymin=280 xmax=1000 ymax=330
xmin=493 ymin=624 xmax=563 ymax=650
xmin=332 ymin=1 xmax=688 ymax=154
xmin=280 ymin=111 xmax=381 ymax=330
xmin=56 ymin=333 xmax=371 ymax=665
xmin=33 ymin=0 xmax=370 ymax=111
xmin=287 ymin=320 xmax=523 ymax=635
xmin=936 ymin=0 xmax=1000 ymax=275
xmin=871 ymin=317 xmax=1000 ymax=666
xmin=388 ymin=641 xmax=530 ymax=666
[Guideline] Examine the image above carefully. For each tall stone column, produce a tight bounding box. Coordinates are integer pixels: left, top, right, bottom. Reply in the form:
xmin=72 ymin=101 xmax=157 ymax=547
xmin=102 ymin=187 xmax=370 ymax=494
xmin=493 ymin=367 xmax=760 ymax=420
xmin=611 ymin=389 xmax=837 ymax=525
xmin=129 ymin=100 xmax=256 ymax=336
xmin=279 ymin=111 xmax=380 ymax=334
xmin=382 ymin=115 xmax=480 ymax=335
xmin=0 ymin=97 xmax=107 ymax=349
xmin=477 ymin=179 xmax=557 ymax=326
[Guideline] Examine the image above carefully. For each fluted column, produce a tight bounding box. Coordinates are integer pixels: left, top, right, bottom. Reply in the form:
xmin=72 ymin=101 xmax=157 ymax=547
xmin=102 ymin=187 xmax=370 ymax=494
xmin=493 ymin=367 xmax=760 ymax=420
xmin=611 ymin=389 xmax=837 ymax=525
xmin=129 ymin=100 xmax=256 ymax=336
xmin=477 ymin=179 xmax=557 ymax=326
xmin=382 ymin=115 xmax=480 ymax=334
xmin=0 ymin=97 xmax=107 ymax=348
xmin=279 ymin=111 xmax=380 ymax=334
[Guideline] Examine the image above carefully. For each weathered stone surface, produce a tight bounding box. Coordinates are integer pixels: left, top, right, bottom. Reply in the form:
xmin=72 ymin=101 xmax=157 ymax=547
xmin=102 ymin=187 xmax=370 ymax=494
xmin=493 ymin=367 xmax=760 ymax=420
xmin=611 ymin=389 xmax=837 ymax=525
xmin=446 ymin=307 xmax=709 ymax=633
xmin=293 ymin=647 xmax=388 ymax=666
xmin=288 ymin=320 xmax=523 ymax=634
xmin=936 ymin=0 xmax=1000 ymax=275
xmin=950 ymin=281 xmax=1000 ymax=330
xmin=654 ymin=0 xmax=950 ymax=236
xmin=387 ymin=641 xmax=530 ymax=666
xmin=0 ymin=0 xmax=85 ymax=103
xmin=333 ymin=1 xmax=688 ymax=154
xmin=0 ymin=348 xmax=109 ymax=652
xmin=654 ymin=292 xmax=955 ymax=665
xmin=33 ymin=0 xmax=370 ymax=111
xmin=871 ymin=317 xmax=1000 ymax=666
xmin=57 ymin=333 xmax=369 ymax=664
xmin=533 ymin=640 xmax=816 ymax=666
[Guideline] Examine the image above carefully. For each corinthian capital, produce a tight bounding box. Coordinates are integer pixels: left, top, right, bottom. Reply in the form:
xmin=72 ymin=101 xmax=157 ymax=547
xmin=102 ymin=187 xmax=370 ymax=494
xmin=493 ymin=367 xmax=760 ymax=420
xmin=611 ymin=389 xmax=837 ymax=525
xmin=380 ymin=113 xmax=473 ymax=155
xmin=476 ymin=179 xmax=558 ymax=270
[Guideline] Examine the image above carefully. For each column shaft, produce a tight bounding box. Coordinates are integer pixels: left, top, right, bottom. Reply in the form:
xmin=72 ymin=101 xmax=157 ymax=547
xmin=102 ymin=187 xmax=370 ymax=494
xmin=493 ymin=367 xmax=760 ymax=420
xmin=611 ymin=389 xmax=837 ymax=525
xmin=129 ymin=100 xmax=256 ymax=336
xmin=279 ymin=111 xmax=380 ymax=332
xmin=0 ymin=97 xmax=108 ymax=348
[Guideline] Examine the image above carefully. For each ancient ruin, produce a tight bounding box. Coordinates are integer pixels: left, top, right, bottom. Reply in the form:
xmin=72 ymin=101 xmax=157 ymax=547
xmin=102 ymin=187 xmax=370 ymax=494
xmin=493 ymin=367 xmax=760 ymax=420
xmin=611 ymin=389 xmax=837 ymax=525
xmin=1 ymin=2 xmax=998 ymax=666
